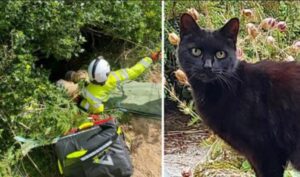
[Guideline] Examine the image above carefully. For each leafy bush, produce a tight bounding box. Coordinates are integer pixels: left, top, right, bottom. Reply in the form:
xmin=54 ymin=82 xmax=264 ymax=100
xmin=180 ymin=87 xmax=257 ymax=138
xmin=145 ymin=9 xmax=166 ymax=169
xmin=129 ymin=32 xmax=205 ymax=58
xmin=0 ymin=1 xmax=161 ymax=176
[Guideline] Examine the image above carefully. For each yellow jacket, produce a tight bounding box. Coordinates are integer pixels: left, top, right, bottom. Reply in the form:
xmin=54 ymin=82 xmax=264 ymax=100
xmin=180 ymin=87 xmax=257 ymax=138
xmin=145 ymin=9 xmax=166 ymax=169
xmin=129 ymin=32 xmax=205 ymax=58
xmin=79 ymin=57 xmax=153 ymax=113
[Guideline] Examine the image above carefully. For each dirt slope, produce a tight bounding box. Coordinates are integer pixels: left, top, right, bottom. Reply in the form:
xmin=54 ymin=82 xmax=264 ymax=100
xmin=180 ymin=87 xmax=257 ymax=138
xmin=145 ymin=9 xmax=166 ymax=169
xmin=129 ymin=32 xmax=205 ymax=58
xmin=123 ymin=116 xmax=161 ymax=177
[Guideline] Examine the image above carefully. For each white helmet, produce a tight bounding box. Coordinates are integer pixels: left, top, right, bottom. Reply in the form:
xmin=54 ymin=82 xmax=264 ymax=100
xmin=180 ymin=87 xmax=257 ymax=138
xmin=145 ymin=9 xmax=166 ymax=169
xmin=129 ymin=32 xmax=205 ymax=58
xmin=88 ymin=56 xmax=111 ymax=84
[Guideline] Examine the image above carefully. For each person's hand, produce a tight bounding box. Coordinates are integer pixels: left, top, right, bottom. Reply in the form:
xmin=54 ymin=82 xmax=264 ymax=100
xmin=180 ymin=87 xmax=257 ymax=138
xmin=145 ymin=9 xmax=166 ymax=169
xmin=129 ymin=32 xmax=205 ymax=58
xmin=150 ymin=51 xmax=161 ymax=62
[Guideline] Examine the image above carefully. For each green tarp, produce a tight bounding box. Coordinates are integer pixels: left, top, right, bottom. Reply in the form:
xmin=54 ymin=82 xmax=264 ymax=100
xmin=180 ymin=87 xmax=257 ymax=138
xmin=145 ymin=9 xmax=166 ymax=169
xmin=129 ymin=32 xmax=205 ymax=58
xmin=108 ymin=81 xmax=161 ymax=117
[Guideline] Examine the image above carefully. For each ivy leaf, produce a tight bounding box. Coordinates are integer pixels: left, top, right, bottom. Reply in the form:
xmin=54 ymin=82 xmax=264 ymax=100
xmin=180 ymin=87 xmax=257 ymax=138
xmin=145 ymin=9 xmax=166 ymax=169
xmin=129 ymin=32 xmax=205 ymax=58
xmin=241 ymin=160 xmax=251 ymax=172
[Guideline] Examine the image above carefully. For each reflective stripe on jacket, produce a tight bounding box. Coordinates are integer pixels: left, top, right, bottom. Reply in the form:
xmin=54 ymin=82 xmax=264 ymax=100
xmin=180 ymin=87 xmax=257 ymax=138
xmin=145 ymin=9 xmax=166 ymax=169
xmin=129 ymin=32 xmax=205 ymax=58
xmin=80 ymin=57 xmax=153 ymax=113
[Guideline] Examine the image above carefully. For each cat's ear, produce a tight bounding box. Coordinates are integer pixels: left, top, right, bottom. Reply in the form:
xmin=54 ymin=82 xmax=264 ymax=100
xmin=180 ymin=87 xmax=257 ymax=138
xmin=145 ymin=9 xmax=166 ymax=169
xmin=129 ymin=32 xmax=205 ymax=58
xmin=180 ymin=13 xmax=201 ymax=37
xmin=219 ymin=18 xmax=239 ymax=44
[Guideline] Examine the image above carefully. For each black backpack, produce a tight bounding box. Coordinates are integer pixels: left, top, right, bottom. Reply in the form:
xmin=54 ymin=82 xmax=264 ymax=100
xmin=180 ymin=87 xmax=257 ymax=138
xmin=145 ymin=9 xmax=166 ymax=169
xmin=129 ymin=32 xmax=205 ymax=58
xmin=55 ymin=118 xmax=132 ymax=177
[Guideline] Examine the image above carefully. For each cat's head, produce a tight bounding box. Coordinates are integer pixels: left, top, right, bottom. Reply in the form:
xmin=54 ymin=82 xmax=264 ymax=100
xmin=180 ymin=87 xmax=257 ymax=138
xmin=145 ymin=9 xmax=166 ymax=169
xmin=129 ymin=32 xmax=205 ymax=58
xmin=178 ymin=13 xmax=239 ymax=83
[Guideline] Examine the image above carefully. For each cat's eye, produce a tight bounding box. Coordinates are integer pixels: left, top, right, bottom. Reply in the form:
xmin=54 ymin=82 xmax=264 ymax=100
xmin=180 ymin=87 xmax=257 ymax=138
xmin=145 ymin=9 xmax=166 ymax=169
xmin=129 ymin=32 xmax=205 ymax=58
xmin=191 ymin=48 xmax=202 ymax=57
xmin=215 ymin=51 xmax=226 ymax=59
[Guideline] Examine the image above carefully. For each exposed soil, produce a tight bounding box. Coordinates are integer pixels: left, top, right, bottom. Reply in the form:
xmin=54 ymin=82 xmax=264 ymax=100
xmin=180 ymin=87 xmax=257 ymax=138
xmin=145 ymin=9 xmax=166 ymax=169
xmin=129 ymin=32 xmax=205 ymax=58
xmin=164 ymin=101 xmax=211 ymax=177
xmin=123 ymin=116 xmax=161 ymax=177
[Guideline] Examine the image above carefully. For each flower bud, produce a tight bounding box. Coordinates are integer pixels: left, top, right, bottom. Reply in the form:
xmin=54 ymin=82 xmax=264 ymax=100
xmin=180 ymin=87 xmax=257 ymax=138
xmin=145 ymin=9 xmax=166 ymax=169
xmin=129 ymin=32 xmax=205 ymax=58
xmin=242 ymin=9 xmax=254 ymax=18
xmin=260 ymin=17 xmax=277 ymax=30
xmin=292 ymin=41 xmax=300 ymax=52
xmin=266 ymin=36 xmax=275 ymax=44
xmin=246 ymin=23 xmax=259 ymax=38
xmin=285 ymin=55 xmax=295 ymax=62
xmin=277 ymin=21 xmax=287 ymax=32
xmin=187 ymin=8 xmax=199 ymax=21
xmin=168 ymin=32 xmax=180 ymax=46
xmin=246 ymin=23 xmax=255 ymax=29
xmin=174 ymin=69 xmax=189 ymax=85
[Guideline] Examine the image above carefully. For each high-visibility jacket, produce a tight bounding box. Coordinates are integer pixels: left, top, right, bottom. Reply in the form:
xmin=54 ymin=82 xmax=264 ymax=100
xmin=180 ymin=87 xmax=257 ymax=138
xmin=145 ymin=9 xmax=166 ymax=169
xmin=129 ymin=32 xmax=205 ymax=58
xmin=79 ymin=57 xmax=153 ymax=113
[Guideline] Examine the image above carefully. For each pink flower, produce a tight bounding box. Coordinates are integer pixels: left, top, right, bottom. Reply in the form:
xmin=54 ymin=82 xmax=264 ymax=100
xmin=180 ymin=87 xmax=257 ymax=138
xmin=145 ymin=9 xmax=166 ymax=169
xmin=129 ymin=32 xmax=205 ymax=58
xmin=260 ymin=18 xmax=277 ymax=30
xmin=292 ymin=41 xmax=300 ymax=52
xmin=277 ymin=21 xmax=287 ymax=32
xmin=266 ymin=36 xmax=275 ymax=44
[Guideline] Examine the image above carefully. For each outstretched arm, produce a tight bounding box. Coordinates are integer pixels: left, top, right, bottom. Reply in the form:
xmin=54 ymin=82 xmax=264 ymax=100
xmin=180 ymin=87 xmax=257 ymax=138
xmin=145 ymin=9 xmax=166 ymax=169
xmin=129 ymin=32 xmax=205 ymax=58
xmin=110 ymin=57 xmax=153 ymax=82
xmin=109 ymin=51 xmax=160 ymax=82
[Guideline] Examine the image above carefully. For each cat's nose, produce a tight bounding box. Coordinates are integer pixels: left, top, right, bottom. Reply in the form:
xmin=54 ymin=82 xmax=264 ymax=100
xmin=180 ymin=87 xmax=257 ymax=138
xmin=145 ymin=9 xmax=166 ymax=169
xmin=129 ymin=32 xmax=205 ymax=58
xmin=204 ymin=59 xmax=212 ymax=69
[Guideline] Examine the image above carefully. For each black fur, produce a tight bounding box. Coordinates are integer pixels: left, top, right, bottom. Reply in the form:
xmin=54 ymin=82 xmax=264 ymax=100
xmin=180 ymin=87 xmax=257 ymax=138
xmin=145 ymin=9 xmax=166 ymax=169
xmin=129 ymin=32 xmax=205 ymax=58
xmin=178 ymin=13 xmax=300 ymax=177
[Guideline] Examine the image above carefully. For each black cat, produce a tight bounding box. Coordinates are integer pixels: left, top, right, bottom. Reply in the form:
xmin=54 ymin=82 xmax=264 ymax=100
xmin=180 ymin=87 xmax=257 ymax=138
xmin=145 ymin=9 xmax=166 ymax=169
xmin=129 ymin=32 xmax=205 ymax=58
xmin=178 ymin=13 xmax=300 ymax=177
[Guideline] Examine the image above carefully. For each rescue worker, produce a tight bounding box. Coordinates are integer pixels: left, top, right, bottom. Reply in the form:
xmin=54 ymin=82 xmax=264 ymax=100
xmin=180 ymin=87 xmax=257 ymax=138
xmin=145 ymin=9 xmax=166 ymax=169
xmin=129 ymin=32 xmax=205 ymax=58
xmin=79 ymin=52 xmax=160 ymax=113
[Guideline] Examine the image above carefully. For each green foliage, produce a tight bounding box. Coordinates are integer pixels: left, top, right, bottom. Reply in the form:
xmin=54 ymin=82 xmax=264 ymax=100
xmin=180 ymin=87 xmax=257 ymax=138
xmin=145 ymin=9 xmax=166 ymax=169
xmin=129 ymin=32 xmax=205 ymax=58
xmin=165 ymin=1 xmax=300 ymax=62
xmin=0 ymin=42 xmax=86 ymax=176
xmin=82 ymin=1 xmax=161 ymax=47
xmin=0 ymin=1 xmax=161 ymax=60
xmin=0 ymin=0 xmax=161 ymax=176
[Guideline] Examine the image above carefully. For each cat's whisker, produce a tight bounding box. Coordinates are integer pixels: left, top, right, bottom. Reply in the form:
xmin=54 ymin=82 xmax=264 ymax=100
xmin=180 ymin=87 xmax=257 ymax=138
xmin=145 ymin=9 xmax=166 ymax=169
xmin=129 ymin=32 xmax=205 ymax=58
xmin=214 ymin=69 xmax=243 ymax=83
xmin=222 ymin=75 xmax=234 ymax=91
xmin=216 ymin=75 xmax=226 ymax=90
xmin=189 ymin=72 xmax=198 ymax=80
xmin=216 ymin=74 xmax=227 ymax=87
xmin=223 ymin=72 xmax=242 ymax=83
xmin=220 ymin=73 xmax=239 ymax=97
xmin=216 ymin=74 xmax=232 ymax=91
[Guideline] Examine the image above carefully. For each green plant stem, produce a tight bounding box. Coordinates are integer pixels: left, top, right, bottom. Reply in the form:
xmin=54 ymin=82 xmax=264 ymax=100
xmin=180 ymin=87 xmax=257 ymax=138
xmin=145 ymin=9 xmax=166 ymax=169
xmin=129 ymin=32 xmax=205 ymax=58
xmin=9 ymin=126 xmax=45 ymax=177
